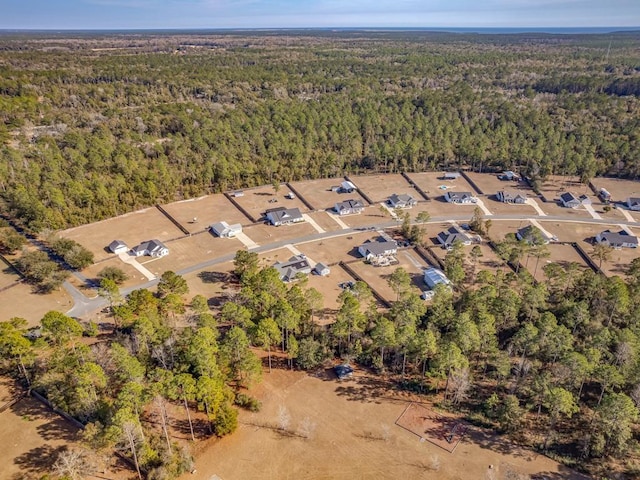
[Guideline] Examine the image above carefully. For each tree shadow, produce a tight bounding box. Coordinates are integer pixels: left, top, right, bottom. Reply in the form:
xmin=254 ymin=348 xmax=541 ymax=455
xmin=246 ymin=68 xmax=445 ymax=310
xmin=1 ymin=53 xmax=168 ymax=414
xmin=198 ymin=271 xmax=233 ymax=284
xmin=12 ymin=444 xmax=67 ymax=478
xmin=9 ymin=396 xmax=78 ymax=442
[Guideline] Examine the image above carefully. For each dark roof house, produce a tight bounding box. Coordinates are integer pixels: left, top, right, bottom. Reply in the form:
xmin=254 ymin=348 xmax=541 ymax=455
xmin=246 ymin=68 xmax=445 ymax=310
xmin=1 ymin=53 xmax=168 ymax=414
xmin=334 ymin=199 xmax=364 ymax=216
xmin=131 ymin=239 xmax=169 ymax=257
xmin=595 ymin=230 xmax=638 ymax=249
xmin=444 ymin=191 xmax=476 ymax=204
xmin=496 ymin=191 xmax=527 ymax=204
xmin=265 ymin=207 xmax=304 ymax=226
xmin=437 ymin=226 xmax=471 ymax=249
xmin=387 ymin=193 xmax=418 ymax=209
xmin=358 ymin=239 xmax=398 ymax=260
xmin=273 ymin=254 xmax=312 ymax=282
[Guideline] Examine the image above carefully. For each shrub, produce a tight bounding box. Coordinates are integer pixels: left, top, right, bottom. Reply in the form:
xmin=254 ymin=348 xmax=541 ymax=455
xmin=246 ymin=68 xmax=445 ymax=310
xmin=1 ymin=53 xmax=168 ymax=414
xmin=235 ymin=393 xmax=261 ymax=412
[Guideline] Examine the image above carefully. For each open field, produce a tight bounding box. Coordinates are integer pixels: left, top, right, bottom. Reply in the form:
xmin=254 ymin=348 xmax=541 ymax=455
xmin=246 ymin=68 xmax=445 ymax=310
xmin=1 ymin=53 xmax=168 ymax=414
xmin=405 ymin=172 xmax=478 ymax=201
xmin=306 ymin=211 xmax=344 ymax=233
xmin=142 ymin=233 xmax=244 ymax=276
xmin=0 ymin=283 xmax=73 ymax=327
xmin=347 ymin=173 xmax=415 ymax=204
xmin=242 ymin=221 xmax=318 ymax=245
xmin=231 ymin=184 xmax=311 ymax=222
xmin=77 ymin=257 xmax=146 ymax=289
xmin=305 ymin=269 xmax=363 ymax=319
xmin=289 ymin=177 xmax=368 ymax=210
xmin=465 ymin=172 xmax=523 ymax=195
xmin=60 ymin=207 xmax=185 ymax=262
xmin=184 ymin=261 xmax=239 ymax=310
xmin=430 ymin=243 xmax=509 ymax=277
xmin=488 ymin=220 xmax=536 ymax=243
xmin=0 ymin=388 xmax=82 ymax=480
xmin=185 ymin=369 xmax=588 ymax=480
xmin=529 ymin=244 xmax=592 ymax=282
xmin=162 ymin=194 xmax=250 ymax=234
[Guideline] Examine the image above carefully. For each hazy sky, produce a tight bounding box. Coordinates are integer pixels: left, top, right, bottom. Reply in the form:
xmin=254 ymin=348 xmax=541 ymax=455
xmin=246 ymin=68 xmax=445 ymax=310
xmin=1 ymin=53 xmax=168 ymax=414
xmin=1 ymin=0 xmax=639 ymax=30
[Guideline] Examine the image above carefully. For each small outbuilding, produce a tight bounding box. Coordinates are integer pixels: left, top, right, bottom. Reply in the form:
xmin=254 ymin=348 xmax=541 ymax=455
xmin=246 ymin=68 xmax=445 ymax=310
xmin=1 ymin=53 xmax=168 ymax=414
xmin=334 ymin=364 xmax=354 ymax=380
xmin=443 ymin=172 xmax=461 ymax=180
xmin=627 ymin=197 xmax=640 ymax=211
xmin=498 ymin=171 xmax=520 ymax=181
xmin=108 ymin=240 xmax=128 ymax=255
xmin=314 ymin=262 xmax=331 ymax=276
xmin=340 ymin=180 xmax=357 ymax=193
xmin=423 ymin=267 xmax=451 ymax=289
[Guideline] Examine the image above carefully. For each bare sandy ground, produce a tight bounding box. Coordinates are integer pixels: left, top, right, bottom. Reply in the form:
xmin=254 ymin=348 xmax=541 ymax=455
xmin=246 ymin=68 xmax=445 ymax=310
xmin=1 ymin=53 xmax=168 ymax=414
xmin=184 ymin=369 xmax=589 ymax=480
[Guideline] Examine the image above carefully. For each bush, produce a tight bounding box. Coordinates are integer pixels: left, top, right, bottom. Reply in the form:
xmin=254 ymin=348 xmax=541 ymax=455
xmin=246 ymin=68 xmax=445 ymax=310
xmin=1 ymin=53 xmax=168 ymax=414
xmin=97 ymin=266 xmax=128 ymax=285
xmin=235 ymin=393 xmax=261 ymax=412
xmin=213 ymin=403 xmax=238 ymax=437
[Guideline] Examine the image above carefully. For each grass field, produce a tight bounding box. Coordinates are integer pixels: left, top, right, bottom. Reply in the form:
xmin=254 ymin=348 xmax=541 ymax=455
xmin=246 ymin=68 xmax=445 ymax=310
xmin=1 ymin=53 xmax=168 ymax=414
xmin=162 ymin=194 xmax=251 ymax=234
xmin=60 ymin=207 xmax=185 ymax=262
xmin=0 ymin=283 xmax=73 ymax=327
xmin=465 ymin=171 xmax=522 ymax=195
xmin=289 ymin=177 xmax=369 ymax=211
xmin=347 ymin=173 xmax=415 ymax=204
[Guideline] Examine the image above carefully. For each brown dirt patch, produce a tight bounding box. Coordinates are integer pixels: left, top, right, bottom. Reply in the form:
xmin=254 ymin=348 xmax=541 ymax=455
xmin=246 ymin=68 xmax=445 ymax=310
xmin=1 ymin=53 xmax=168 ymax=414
xmin=465 ymin=172 xmax=523 ymax=195
xmin=162 ymin=194 xmax=251 ymax=234
xmin=78 ymin=257 xmax=146 ymax=289
xmin=295 ymin=232 xmax=376 ymax=265
xmin=305 ymin=211 xmax=343 ymax=232
xmin=337 ymin=206 xmax=394 ymax=227
xmin=289 ymin=177 xmax=368 ymax=210
xmin=242 ymin=222 xmax=318 ymax=245
xmin=183 ymin=369 xmax=589 ymax=480
xmin=60 ymin=207 xmax=185 ymax=262
xmin=405 ymin=172 xmax=477 ymax=201
xmin=0 ymin=283 xmax=73 ymax=328
xmin=395 ymin=402 xmax=467 ymax=453
xmin=347 ymin=173 xmax=415 ymax=203
xmin=0 ymin=264 xmax=21 ymax=289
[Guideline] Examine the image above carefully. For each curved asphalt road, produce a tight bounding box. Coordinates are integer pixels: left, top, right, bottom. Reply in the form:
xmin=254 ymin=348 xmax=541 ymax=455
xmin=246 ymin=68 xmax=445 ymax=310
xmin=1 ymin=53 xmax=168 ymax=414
xmin=64 ymin=213 xmax=640 ymax=319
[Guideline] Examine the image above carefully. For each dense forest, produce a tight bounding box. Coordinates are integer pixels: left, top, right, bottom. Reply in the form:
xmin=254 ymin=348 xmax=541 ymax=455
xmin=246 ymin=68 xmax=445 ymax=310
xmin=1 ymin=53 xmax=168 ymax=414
xmin=0 ymin=30 xmax=638 ymax=232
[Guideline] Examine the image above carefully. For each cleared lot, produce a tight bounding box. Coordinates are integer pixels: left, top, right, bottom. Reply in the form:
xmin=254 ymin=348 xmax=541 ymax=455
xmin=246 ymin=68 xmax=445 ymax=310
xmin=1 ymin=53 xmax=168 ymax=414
xmin=0 ymin=283 xmax=73 ymax=327
xmin=289 ymin=177 xmax=368 ymax=211
xmin=231 ymin=184 xmax=311 ymax=222
xmin=188 ymin=369 xmax=589 ymax=480
xmin=465 ymin=172 xmax=524 ymax=195
xmin=78 ymin=257 xmax=146 ymax=289
xmin=306 ymin=211 xmax=344 ymax=233
xmin=405 ymin=172 xmax=478 ymax=201
xmin=347 ymin=173 xmax=415 ymax=204
xmin=60 ymin=207 xmax=185 ymax=262
xmin=242 ymin=222 xmax=318 ymax=245
xmin=337 ymin=206 xmax=393 ymax=228
xmin=295 ymin=232 xmax=375 ymax=266
xmin=162 ymin=194 xmax=251 ymax=234
xmin=142 ymin=233 xmax=244 ymax=276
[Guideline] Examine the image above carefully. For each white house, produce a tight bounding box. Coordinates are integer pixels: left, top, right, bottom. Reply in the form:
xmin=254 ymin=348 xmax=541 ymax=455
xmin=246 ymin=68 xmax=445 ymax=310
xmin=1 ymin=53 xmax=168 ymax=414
xmin=437 ymin=226 xmax=471 ymax=249
xmin=595 ymin=230 xmax=638 ymax=249
xmin=358 ymin=239 xmax=398 ymax=261
xmin=444 ymin=191 xmax=476 ymax=204
xmin=273 ymin=255 xmax=312 ymax=282
xmin=131 ymin=239 xmax=169 ymax=258
xmin=424 ymin=267 xmax=451 ymax=289
xmin=108 ymin=240 xmax=128 ymax=255
xmin=314 ymin=263 xmax=331 ymax=276
xmin=265 ymin=207 xmax=304 ymax=226
xmin=210 ymin=221 xmax=242 ymax=238
xmin=334 ymin=199 xmax=364 ymax=216
xmin=627 ymin=197 xmax=640 ymax=211
xmin=387 ymin=193 xmax=417 ymax=209
xmin=496 ymin=191 xmax=527 ymax=204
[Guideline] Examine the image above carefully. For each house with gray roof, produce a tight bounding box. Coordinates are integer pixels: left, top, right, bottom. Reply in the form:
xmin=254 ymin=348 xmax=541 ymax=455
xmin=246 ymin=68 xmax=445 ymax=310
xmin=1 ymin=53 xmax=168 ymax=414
xmin=210 ymin=221 xmax=242 ymax=238
xmin=516 ymin=225 xmax=553 ymax=245
xmin=334 ymin=199 xmax=364 ymax=216
xmin=358 ymin=239 xmax=398 ymax=261
xmin=595 ymin=230 xmax=638 ymax=249
xmin=498 ymin=171 xmax=520 ymax=181
xmin=340 ymin=180 xmax=357 ymax=193
xmin=444 ymin=191 xmax=476 ymax=204
xmin=437 ymin=226 xmax=471 ymax=249
xmin=265 ymin=207 xmax=304 ymax=226
xmin=273 ymin=255 xmax=312 ymax=282
xmin=496 ymin=191 xmax=527 ymax=204
xmin=443 ymin=172 xmax=461 ymax=180
xmin=387 ymin=193 xmax=418 ymax=209
xmin=108 ymin=240 xmax=128 ymax=255
xmin=314 ymin=263 xmax=331 ymax=276
xmin=131 ymin=239 xmax=169 ymax=258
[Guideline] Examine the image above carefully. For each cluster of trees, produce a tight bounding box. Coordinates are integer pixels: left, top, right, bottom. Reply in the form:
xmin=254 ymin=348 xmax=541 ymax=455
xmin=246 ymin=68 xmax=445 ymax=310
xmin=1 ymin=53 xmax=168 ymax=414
xmin=0 ymin=32 xmax=638 ymax=232
xmin=0 ymin=271 xmax=262 ymax=479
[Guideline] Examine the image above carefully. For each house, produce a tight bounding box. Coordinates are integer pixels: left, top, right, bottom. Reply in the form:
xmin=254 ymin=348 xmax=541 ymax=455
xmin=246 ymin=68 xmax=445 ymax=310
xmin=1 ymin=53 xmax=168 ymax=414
xmin=437 ymin=226 xmax=472 ymax=249
xmin=496 ymin=191 xmax=527 ymax=204
xmin=131 ymin=239 xmax=169 ymax=258
xmin=358 ymin=239 xmax=398 ymax=261
xmin=210 ymin=221 xmax=242 ymax=238
xmin=334 ymin=199 xmax=365 ymax=216
xmin=498 ymin=171 xmax=520 ymax=181
xmin=595 ymin=230 xmax=638 ymax=249
xmin=108 ymin=240 xmax=128 ymax=255
xmin=627 ymin=198 xmax=640 ymax=211
xmin=273 ymin=254 xmax=312 ymax=282
xmin=559 ymin=192 xmax=581 ymax=208
xmin=516 ymin=225 xmax=552 ymax=245
xmin=423 ymin=267 xmax=451 ymax=289
xmin=314 ymin=262 xmax=331 ymax=276
xmin=265 ymin=207 xmax=304 ymax=226
xmin=444 ymin=191 xmax=476 ymax=204
xmin=387 ymin=193 xmax=418 ymax=209
xmin=340 ymin=180 xmax=357 ymax=193
xmin=443 ymin=172 xmax=461 ymax=180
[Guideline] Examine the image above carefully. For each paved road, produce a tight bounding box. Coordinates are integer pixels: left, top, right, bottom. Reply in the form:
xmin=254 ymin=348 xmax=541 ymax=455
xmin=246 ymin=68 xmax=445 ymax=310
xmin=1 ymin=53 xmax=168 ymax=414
xmin=63 ymin=212 xmax=640 ymax=319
